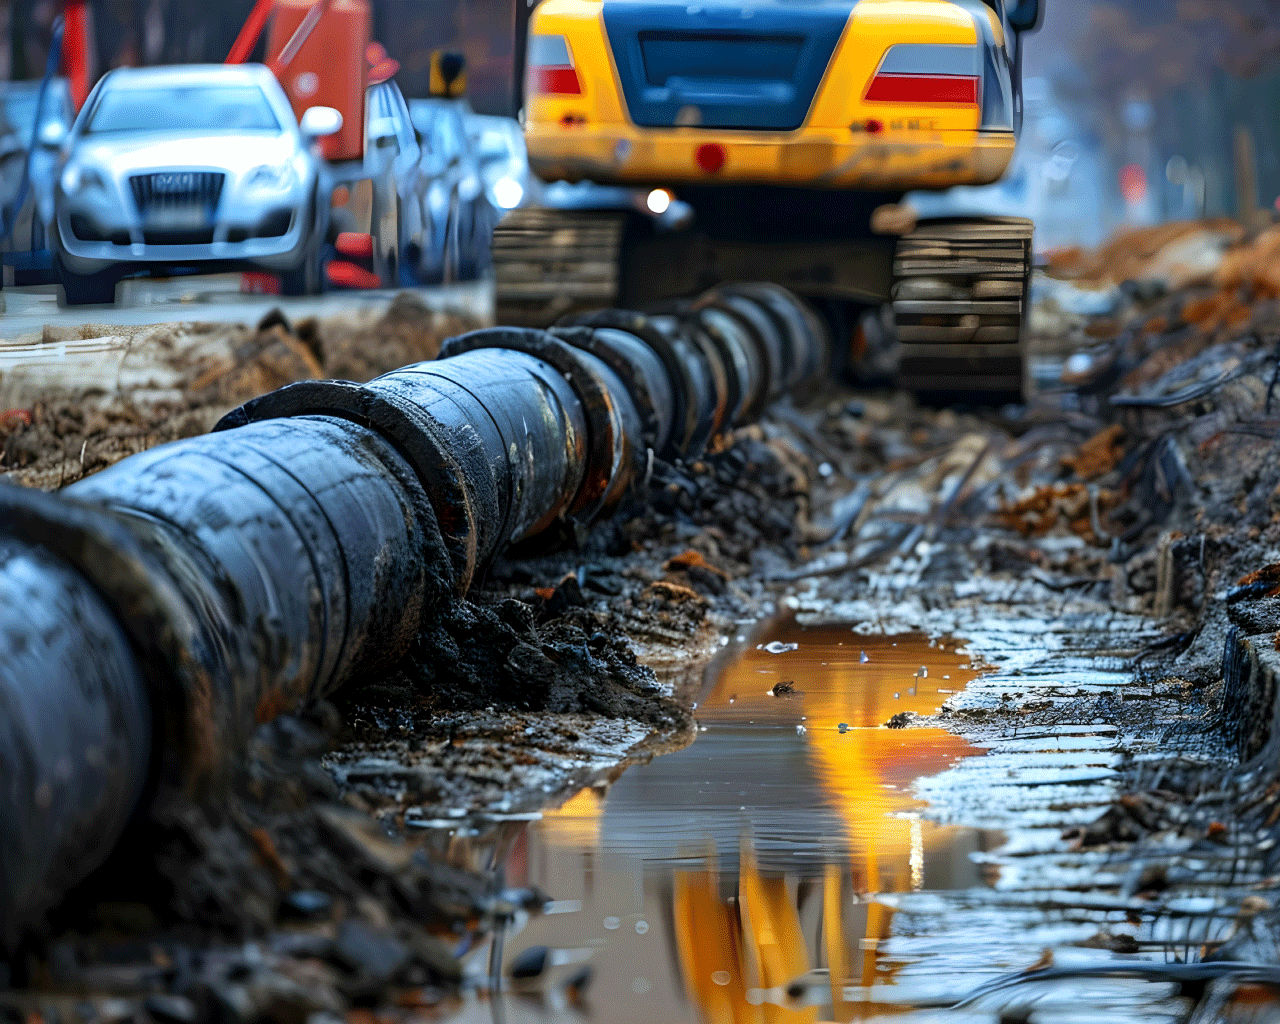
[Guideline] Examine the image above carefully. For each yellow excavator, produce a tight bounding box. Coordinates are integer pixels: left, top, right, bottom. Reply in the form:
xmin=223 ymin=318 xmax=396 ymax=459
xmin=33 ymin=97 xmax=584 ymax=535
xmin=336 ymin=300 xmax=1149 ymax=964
xmin=494 ymin=0 xmax=1045 ymax=401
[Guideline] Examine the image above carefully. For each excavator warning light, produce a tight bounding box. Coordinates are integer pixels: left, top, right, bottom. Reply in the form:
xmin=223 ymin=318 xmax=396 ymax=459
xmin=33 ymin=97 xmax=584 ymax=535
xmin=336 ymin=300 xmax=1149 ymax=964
xmin=429 ymin=50 xmax=468 ymax=98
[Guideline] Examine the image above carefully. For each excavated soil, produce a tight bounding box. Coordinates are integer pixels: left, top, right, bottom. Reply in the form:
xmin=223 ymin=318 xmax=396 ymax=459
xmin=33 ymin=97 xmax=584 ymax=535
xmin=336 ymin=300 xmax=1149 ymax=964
xmin=0 ymin=291 xmax=474 ymax=490
xmin=10 ymin=226 xmax=1280 ymax=1018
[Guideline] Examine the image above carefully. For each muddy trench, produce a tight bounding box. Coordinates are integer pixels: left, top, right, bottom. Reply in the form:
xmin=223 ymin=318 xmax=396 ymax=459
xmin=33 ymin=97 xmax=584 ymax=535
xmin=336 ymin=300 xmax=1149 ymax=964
xmin=8 ymin=233 xmax=1280 ymax=1021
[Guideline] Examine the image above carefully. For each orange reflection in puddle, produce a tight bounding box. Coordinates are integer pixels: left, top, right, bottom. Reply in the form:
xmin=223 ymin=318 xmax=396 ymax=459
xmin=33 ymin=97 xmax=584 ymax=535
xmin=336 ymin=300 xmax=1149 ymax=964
xmin=529 ymin=623 xmax=993 ymax=1024
xmin=703 ymin=622 xmax=980 ymax=886
xmin=670 ymin=624 xmax=983 ymax=1022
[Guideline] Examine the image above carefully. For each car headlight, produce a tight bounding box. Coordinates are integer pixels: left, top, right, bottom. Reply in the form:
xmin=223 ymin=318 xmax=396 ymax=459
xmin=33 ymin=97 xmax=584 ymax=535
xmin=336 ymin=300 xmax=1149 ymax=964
xmin=492 ymin=176 xmax=524 ymax=210
xmin=61 ymin=165 xmax=108 ymax=196
xmin=243 ymin=164 xmax=297 ymax=192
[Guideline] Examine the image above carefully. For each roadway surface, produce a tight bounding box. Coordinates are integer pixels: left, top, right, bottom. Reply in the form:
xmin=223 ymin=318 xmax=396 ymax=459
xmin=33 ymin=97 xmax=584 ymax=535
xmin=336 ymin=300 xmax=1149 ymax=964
xmin=0 ymin=274 xmax=491 ymax=340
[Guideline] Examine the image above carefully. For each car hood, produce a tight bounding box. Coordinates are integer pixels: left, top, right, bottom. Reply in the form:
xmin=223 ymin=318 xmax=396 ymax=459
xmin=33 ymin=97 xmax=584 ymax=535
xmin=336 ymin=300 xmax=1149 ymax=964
xmin=71 ymin=132 xmax=301 ymax=175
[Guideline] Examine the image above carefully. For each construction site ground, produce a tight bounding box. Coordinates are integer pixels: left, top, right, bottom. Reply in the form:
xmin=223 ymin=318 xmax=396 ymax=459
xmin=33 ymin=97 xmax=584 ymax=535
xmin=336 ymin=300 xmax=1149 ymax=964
xmin=6 ymin=220 xmax=1280 ymax=1022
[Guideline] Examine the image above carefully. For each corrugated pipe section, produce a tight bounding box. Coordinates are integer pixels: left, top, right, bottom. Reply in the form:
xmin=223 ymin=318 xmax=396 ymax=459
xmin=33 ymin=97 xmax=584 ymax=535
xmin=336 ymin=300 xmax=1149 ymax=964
xmin=0 ymin=283 xmax=829 ymax=949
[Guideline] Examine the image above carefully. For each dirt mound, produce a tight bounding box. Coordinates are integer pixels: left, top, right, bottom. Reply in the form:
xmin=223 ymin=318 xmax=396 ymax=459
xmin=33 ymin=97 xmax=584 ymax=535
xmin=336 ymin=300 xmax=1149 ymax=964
xmin=1046 ymin=219 xmax=1244 ymax=287
xmin=0 ymin=295 xmax=478 ymax=490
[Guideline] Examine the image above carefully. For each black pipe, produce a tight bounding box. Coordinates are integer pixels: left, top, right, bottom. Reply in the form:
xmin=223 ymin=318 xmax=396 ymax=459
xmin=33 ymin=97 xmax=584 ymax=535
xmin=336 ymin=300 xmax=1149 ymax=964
xmin=551 ymin=325 xmax=676 ymax=456
xmin=0 ymin=537 xmax=151 ymax=941
xmin=438 ymin=329 xmax=647 ymax=523
xmin=62 ymin=416 xmax=443 ymax=773
xmin=692 ymin=304 xmax=770 ymax=422
xmin=700 ymin=290 xmax=790 ymax=404
xmin=558 ymin=309 xmax=704 ymax=461
xmin=0 ymin=284 xmax=829 ymax=949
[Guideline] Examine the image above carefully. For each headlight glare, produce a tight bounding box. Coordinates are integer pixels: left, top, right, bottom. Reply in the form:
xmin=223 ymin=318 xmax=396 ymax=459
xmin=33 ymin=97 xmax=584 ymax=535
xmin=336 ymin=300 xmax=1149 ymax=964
xmin=492 ymin=177 xmax=524 ymax=210
xmin=244 ymin=164 xmax=296 ymax=191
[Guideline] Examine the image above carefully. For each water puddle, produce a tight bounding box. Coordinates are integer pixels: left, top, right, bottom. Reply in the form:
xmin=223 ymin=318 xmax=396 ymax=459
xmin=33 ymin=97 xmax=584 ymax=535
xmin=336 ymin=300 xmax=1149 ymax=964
xmin=438 ymin=620 xmax=1004 ymax=1022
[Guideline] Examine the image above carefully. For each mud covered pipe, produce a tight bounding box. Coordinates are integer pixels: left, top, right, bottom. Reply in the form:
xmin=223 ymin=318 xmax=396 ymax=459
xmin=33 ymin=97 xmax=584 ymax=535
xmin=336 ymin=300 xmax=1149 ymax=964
xmin=0 ymin=417 xmax=442 ymax=943
xmin=0 ymin=283 xmax=828 ymax=949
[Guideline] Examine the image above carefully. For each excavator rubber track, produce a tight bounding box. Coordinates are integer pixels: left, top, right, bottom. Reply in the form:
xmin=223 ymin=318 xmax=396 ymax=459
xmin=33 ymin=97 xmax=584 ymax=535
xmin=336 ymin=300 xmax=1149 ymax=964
xmin=891 ymin=217 xmax=1034 ymax=403
xmin=493 ymin=207 xmax=626 ymax=326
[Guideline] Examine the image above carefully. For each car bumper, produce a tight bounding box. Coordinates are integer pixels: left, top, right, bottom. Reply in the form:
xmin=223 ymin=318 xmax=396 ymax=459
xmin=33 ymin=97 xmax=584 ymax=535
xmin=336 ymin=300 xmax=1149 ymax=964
xmin=55 ymin=203 xmax=310 ymax=276
xmin=527 ymin=124 xmax=1016 ymax=191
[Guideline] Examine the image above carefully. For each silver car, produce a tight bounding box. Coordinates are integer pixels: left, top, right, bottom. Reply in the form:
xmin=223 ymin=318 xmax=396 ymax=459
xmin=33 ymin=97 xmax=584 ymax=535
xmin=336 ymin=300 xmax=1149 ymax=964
xmin=53 ymin=63 xmax=340 ymax=305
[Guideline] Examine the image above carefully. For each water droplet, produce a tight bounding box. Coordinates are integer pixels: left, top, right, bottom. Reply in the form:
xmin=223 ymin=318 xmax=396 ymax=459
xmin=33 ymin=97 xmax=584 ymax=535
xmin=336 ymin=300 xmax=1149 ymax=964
xmin=712 ymin=970 xmax=732 ymax=986
xmin=604 ymin=916 xmax=621 ymax=930
xmin=635 ymin=920 xmax=650 ymax=934
xmin=764 ymin=641 xmax=799 ymax=655
xmin=859 ymin=650 xmax=869 ymax=663
xmin=795 ymin=724 xmax=807 ymax=735
xmin=893 ymin=692 xmax=900 ymax=699
xmin=632 ymin=977 xmax=652 ymax=994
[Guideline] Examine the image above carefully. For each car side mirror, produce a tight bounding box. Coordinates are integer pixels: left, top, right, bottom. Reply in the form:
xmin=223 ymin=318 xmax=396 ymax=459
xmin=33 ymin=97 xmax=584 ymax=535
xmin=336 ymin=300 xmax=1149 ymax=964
xmin=300 ymin=106 xmax=344 ymax=139
xmin=1008 ymin=0 xmax=1044 ymax=33
xmin=368 ymin=116 xmax=399 ymax=148
xmin=37 ymin=120 xmax=68 ymax=149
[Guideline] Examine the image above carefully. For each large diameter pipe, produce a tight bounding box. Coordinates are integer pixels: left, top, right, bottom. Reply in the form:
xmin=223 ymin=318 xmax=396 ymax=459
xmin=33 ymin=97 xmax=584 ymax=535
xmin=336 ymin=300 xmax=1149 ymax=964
xmin=0 ymin=416 xmax=440 ymax=948
xmin=222 ymin=346 xmax=593 ymax=586
xmin=0 ymin=284 xmax=829 ymax=949
xmin=437 ymin=328 xmax=647 ymax=522
xmin=0 ymin=537 xmax=151 ymax=940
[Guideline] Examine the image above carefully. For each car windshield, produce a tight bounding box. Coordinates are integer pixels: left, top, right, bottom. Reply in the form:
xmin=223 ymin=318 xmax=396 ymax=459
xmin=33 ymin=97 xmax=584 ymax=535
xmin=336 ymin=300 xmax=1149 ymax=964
xmin=87 ymin=84 xmax=281 ymax=135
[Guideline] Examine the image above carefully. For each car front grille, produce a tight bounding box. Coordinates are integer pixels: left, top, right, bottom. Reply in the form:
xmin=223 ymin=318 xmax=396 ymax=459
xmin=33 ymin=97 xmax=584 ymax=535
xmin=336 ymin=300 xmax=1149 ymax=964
xmin=129 ymin=171 xmax=225 ymax=213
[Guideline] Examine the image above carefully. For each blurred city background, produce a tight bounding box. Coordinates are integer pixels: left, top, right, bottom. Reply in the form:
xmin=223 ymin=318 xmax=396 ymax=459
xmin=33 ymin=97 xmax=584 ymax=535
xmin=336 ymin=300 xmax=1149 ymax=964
xmin=6 ymin=1 xmax=1280 ymax=251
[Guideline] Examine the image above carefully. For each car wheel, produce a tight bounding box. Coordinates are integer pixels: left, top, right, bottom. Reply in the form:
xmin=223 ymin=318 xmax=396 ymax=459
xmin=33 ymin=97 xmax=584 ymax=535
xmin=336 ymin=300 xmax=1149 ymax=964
xmin=443 ymin=199 xmax=461 ymax=284
xmin=56 ymin=255 xmax=118 ymax=307
xmin=398 ymin=200 xmax=426 ymax=287
xmin=458 ymin=202 xmax=491 ymax=281
xmin=280 ymin=241 xmax=325 ymax=297
xmin=369 ymin=185 xmax=400 ymax=289
xmin=400 ymin=239 xmax=423 ymax=287
xmin=280 ymin=197 xmax=326 ymax=297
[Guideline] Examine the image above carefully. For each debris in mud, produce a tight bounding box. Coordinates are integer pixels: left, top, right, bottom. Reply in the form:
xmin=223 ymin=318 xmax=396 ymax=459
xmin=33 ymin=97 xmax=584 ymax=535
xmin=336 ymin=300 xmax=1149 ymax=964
xmin=770 ymin=680 xmax=797 ymax=696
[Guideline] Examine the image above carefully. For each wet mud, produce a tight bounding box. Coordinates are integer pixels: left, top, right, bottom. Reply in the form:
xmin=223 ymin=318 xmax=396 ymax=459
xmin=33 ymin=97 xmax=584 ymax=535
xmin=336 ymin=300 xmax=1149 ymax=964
xmin=11 ymin=224 xmax=1280 ymax=1020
